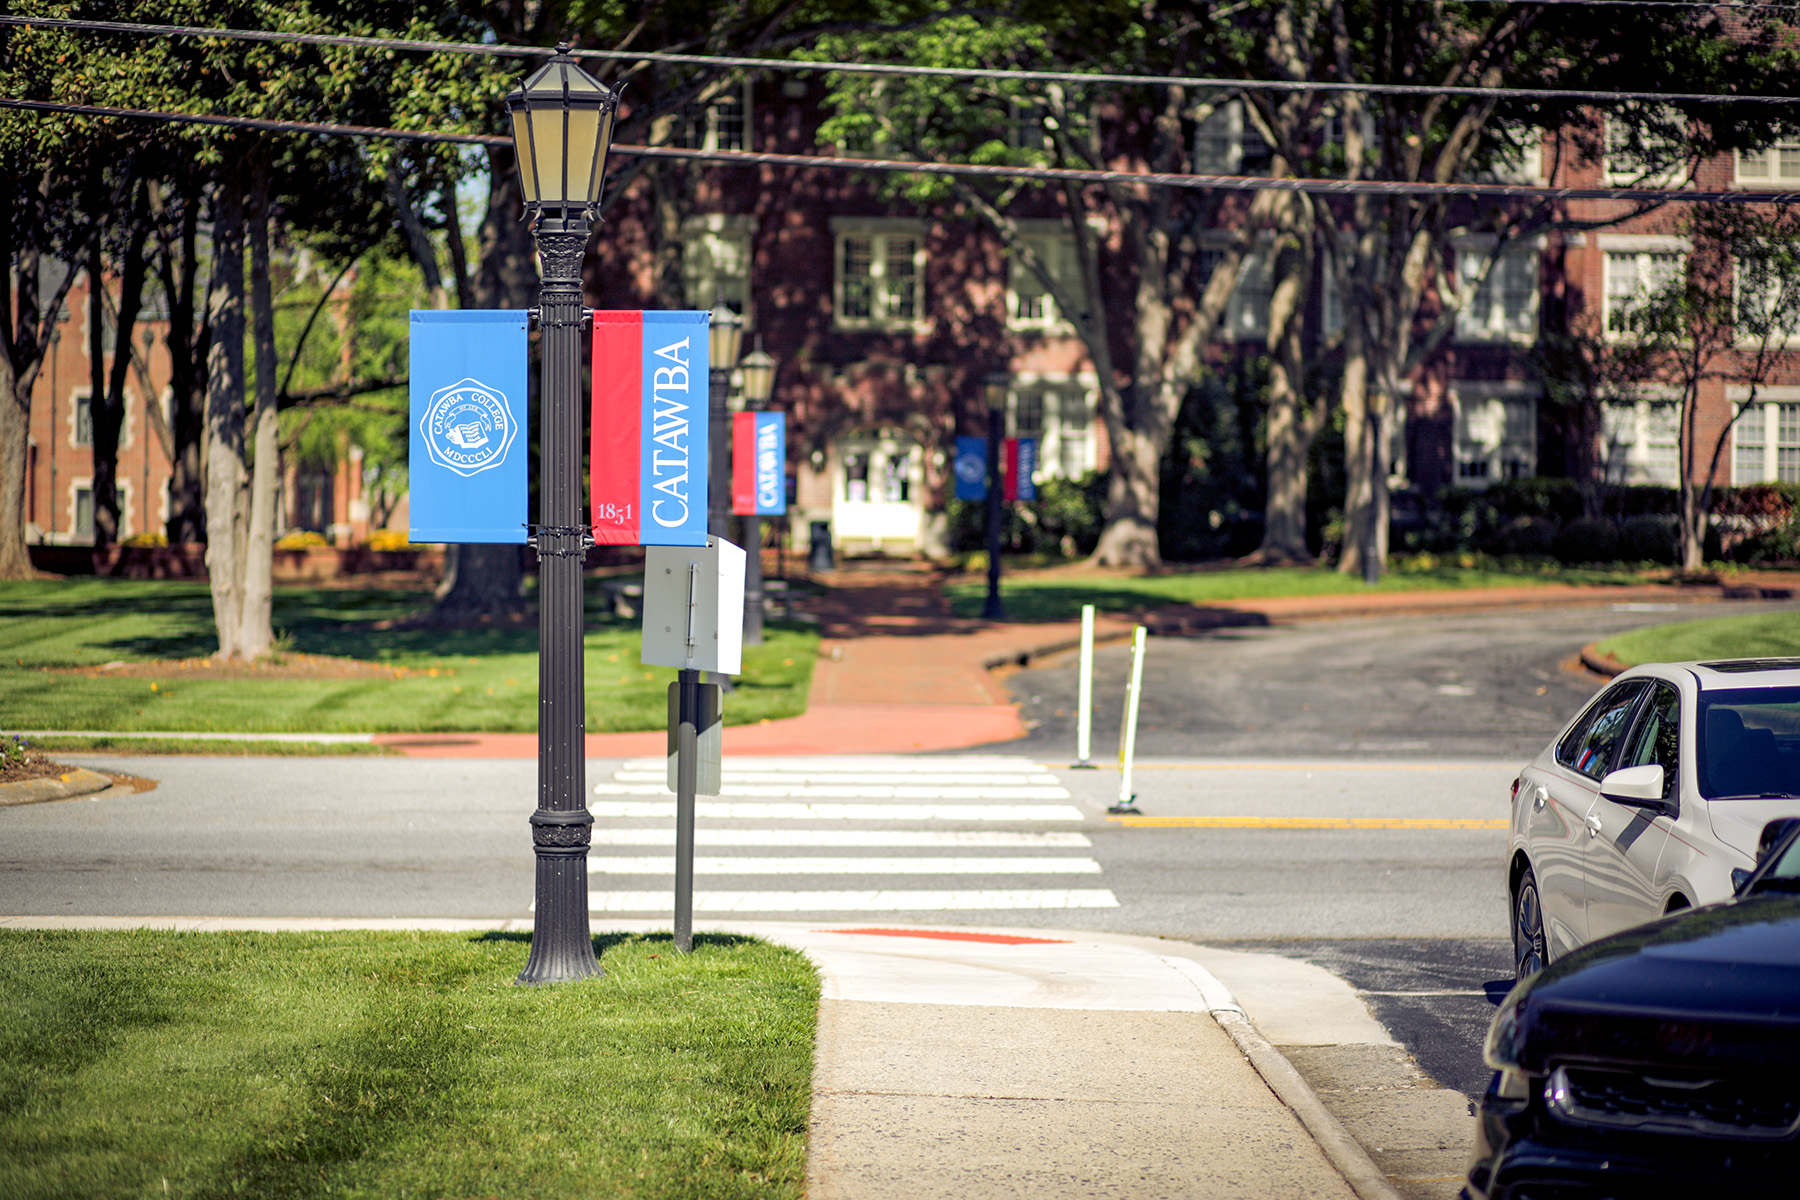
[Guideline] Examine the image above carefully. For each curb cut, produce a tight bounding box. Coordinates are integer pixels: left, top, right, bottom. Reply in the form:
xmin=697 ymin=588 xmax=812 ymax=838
xmin=0 ymin=767 xmax=116 ymax=807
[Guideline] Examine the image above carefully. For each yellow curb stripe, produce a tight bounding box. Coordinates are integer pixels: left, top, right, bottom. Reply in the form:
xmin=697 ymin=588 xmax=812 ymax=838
xmin=1108 ymin=816 xmax=1509 ymax=829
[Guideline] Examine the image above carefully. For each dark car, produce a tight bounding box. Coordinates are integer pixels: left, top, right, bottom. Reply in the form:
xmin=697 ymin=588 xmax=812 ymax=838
xmin=1465 ymin=825 xmax=1800 ymax=1199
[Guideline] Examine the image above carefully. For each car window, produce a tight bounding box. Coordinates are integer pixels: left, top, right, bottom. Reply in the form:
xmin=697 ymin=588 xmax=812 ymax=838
xmin=1618 ymin=682 xmax=1679 ymax=800
xmin=1557 ymin=681 xmax=1647 ymax=781
xmin=1698 ymin=685 xmax=1800 ymax=799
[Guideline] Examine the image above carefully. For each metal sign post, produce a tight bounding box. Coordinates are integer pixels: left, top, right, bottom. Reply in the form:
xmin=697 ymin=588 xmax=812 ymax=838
xmin=643 ymin=538 xmax=744 ymax=952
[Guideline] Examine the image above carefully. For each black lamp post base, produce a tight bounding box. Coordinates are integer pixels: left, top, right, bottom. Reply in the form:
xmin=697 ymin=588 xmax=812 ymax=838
xmin=516 ymin=850 xmax=603 ymax=985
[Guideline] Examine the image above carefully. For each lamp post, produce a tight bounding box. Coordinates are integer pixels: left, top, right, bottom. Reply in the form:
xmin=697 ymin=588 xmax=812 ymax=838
xmin=737 ymin=341 xmax=777 ymax=645
xmin=982 ymin=373 xmax=1007 ymax=621
xmin=506 ymin=44 xmax=619 ymax=986
xmin=707 ymin=310 xmax=745 ymax=541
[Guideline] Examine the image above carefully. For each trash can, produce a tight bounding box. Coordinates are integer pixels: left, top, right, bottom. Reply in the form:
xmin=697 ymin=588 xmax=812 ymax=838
xmin=808 ymin=520 xmax=835 ymax=572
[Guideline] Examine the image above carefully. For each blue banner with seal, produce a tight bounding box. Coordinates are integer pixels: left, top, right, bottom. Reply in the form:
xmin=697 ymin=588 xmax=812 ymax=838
xmin=408 ymin=310 xmax=529 ymax=544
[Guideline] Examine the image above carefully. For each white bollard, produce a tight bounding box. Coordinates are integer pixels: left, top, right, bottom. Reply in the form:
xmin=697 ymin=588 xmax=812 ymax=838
xmin=1110 ymin=626 xmax=1146 ymax=814
xmin=1074 ymin=604 xmax=1096 ymax=767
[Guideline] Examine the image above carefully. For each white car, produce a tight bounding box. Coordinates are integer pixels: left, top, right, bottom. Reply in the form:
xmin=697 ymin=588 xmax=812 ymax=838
xmin=1509 ymin=658 xmax=1800 ymax=979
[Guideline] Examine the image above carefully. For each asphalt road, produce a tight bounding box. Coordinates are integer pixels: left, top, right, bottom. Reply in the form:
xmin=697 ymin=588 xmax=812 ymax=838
xmin=1002 ymin=597 xmax=1800 ymax=761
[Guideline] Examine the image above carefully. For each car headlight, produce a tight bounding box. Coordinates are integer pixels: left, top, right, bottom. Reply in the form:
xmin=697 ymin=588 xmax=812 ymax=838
xmin=1485 ymin=991 xmax=1525 ymax=1073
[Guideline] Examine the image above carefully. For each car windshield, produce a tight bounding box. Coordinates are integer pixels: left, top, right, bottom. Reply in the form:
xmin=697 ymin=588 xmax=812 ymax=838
xmin=1697 ymin=687 xmax=1800 ymax=800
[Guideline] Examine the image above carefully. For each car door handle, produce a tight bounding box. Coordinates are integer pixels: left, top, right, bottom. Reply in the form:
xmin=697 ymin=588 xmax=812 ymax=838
xmin=1533 ymin=786 xmax=1548 ymax=811
xmin=1586 ymin=813 xmax=1604 ymax=836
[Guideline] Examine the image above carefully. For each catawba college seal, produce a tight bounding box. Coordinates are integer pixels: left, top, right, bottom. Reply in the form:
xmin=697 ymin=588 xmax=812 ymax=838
xmin=421 ymin=378 xmax=517 ymax=477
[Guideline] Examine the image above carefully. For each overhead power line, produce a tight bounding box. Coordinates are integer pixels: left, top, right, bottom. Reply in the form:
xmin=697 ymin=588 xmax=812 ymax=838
xmin=7 ymin=95 xmax=1799 ymax=207
xmin=4 ymin=13 xmax=1800 ymax=106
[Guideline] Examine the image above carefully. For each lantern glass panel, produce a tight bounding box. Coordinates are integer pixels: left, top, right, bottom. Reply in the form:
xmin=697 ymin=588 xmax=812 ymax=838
xmin=512 ymin=110 xmax=540 ymax=201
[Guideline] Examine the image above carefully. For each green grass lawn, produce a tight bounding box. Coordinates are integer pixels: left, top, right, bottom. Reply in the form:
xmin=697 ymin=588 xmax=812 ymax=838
xmin=1598 ymin=610 xmax=1800 ymax=666
xmin=944 ymin=558 xmax=1651 ymax=621
xmin=0 ymin=580 xmax=817 ymax=734
xmin=0 ymin=930 xmax=816 ymax=1200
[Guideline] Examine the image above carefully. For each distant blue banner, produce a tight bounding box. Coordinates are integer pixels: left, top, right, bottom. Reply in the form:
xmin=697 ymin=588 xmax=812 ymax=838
xmin=1011 ymin=437 xmax=1039 ymax=502
xmin=733 ymin=411 xmax=787 ymax=516
xmin=954 ymin=436 xmax=988 ymax=501
xmin=408 ymin=310 xmax=529 ymax=544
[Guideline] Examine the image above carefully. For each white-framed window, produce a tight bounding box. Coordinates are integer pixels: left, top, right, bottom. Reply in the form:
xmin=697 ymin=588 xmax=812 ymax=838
xmin=1603 ymin=394 xmax=1681 ymax=485
xmin=832 ymin=219 xmax=925 ymax=330
xmin=1454 ymin=240 xmax=1540 ymax=342
xmin=1007 ymin=99 xmax=1047 ymax=152
xmin=675 ymin=80 xmax=750 ymax=153
xmin=1321 ymin=252 xmax=1346 ymax=337
xmin=72 ymin=481 xmax=95 ymax=541
xmin=1192 ymin=100 xmax=1273 ymax=175
xmin=1736 ymin=140 xmax=1800 ymax=188
xmin=1452 ymin=384 xmax=1537 ymax=487
xmin=1467 ymin=135 xmax=1546 ymax=186
xmin=682 ymin=214 xmax=756 ymax=323
xmin=1604 ymin=112 xmax=1690 ymax=187
xmin=994 ymin=373 xmax=1099 ymax=479
xmin=72 ymin=388 xmax=93 ymax=446
xmin=1203 ymin=243 xmax=1275 ymax=341
xmin=1007 ymin=226 xmax=1087 ymax=331
xmin=1601 ymin=239 xmax=1687 ymax=338
xmin=1318 ymin=103 xmax=1376 ymax=176
xmin=1733 ymin=244 xmax=1800 ymax=345
xmin=1730 ymin=389 xmax=1800 ymax=483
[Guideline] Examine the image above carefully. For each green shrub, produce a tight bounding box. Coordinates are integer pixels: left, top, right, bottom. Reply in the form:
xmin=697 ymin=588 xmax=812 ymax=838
xmin=1485 ymin=478 xmax=1583 ymax=523
xmin=1491 ymin=515 xmax=1559 ymax=557
xmin=945 ymin=472 xmax=1106 ymax=560
xmin=1610 ymin=485 xmax=1678 ymax=518
xmin=1618 ymin=514 xmax=1678 ymax=563
xmin=1554 ymin=517 xmax=1620 ymax=564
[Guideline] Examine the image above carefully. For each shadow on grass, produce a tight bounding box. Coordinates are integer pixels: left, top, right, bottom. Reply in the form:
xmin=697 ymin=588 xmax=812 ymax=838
xmin=472 ymin=931 xmax=763 ymax=954
xmin=14 ymin=582 xmax=640 ymax=664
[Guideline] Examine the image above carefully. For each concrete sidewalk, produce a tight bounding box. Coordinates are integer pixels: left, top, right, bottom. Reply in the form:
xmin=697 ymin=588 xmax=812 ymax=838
xmin=4 ymin=914 xmax=1431 ymax=1199
xmin=371 ymin=565 xmax=1760 ymax=759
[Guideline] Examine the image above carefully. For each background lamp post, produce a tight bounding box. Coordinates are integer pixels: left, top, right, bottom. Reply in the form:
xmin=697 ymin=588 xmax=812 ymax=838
xmin=738 ymin=341 xmax=777 ymax=645
xmin=982 ymin=373 xmax=1007 ymax=621
xmin=707 ymin=310 xmax=745 ymax=541
xmin=506 ymin=44 xmax=619 ymax=986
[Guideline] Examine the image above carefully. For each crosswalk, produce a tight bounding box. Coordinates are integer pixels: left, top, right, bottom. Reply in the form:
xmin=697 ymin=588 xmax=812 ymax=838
xmin=585 ymin=755 xmax=1118 ymax=914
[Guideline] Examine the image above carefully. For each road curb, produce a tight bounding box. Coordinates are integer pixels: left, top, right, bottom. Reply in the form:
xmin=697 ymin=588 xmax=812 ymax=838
xmin=1580 ymin=643 xmax=1628 ymax=678
xmin=0 ymin=767 xmax=115 ymax=807
xmin=1212 ymin=1008 xmax=1408 ymax=1200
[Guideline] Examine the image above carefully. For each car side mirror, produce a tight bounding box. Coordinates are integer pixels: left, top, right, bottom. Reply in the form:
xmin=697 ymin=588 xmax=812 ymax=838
xmin=1600 ymin=764 xmax=1672 ymax=814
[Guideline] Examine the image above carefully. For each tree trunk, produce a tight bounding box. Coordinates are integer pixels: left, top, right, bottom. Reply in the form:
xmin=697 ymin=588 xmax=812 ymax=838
xmin=88 ymin=232 xmax=120 ymax=551
xmin=1338 ymin=315 xmax=1372 ymax=575
xmin=0 ymin=346 xmax=37 ymax=579
xmin=1090 ymin=417 xmax=1164 ymax=565
xmin=0 ymin=220 xmax=76 ymax=580
xmin=96 ymin=194 xmax=152 ymax=550
xmin=239 ymin=164 xmax=280 ymax=658
xmin=156 ymin=181 xmax=209 ymax=544
xmin=203 ymin=172 xmax=250 ymax=659
xmin=1255 ymin=207 xmax=1320 ymax=564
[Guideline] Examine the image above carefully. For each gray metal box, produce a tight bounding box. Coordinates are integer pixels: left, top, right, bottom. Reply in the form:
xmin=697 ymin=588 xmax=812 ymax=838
xmin=641 ymin=537 xmax=746 ymax=675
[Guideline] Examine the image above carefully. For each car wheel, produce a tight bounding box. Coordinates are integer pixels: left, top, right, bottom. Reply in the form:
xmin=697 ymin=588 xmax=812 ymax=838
xmin=1514 ymin=866 xmax=1548 ymax=980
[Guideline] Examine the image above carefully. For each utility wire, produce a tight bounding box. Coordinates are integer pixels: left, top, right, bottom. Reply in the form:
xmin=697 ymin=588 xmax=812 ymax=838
xmin=4 ymin=13 xmax=1800 ymax=106
xmin=7 ymin=95 xmax=1798 ymax=206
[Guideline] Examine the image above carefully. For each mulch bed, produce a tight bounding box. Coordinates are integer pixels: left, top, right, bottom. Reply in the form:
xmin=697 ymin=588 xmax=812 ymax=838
xmin=44 ymin=653 xmax=434 ymax=681
xmin=0 ymin=753 xmax=83 ymax=786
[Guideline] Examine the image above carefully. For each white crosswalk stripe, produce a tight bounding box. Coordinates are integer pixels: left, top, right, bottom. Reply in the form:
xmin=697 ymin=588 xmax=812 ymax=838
xmin=591 ymin=856 xmax=1103 ymax=875
xmin=588 ymin=754 xmax=1116 ymax=913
